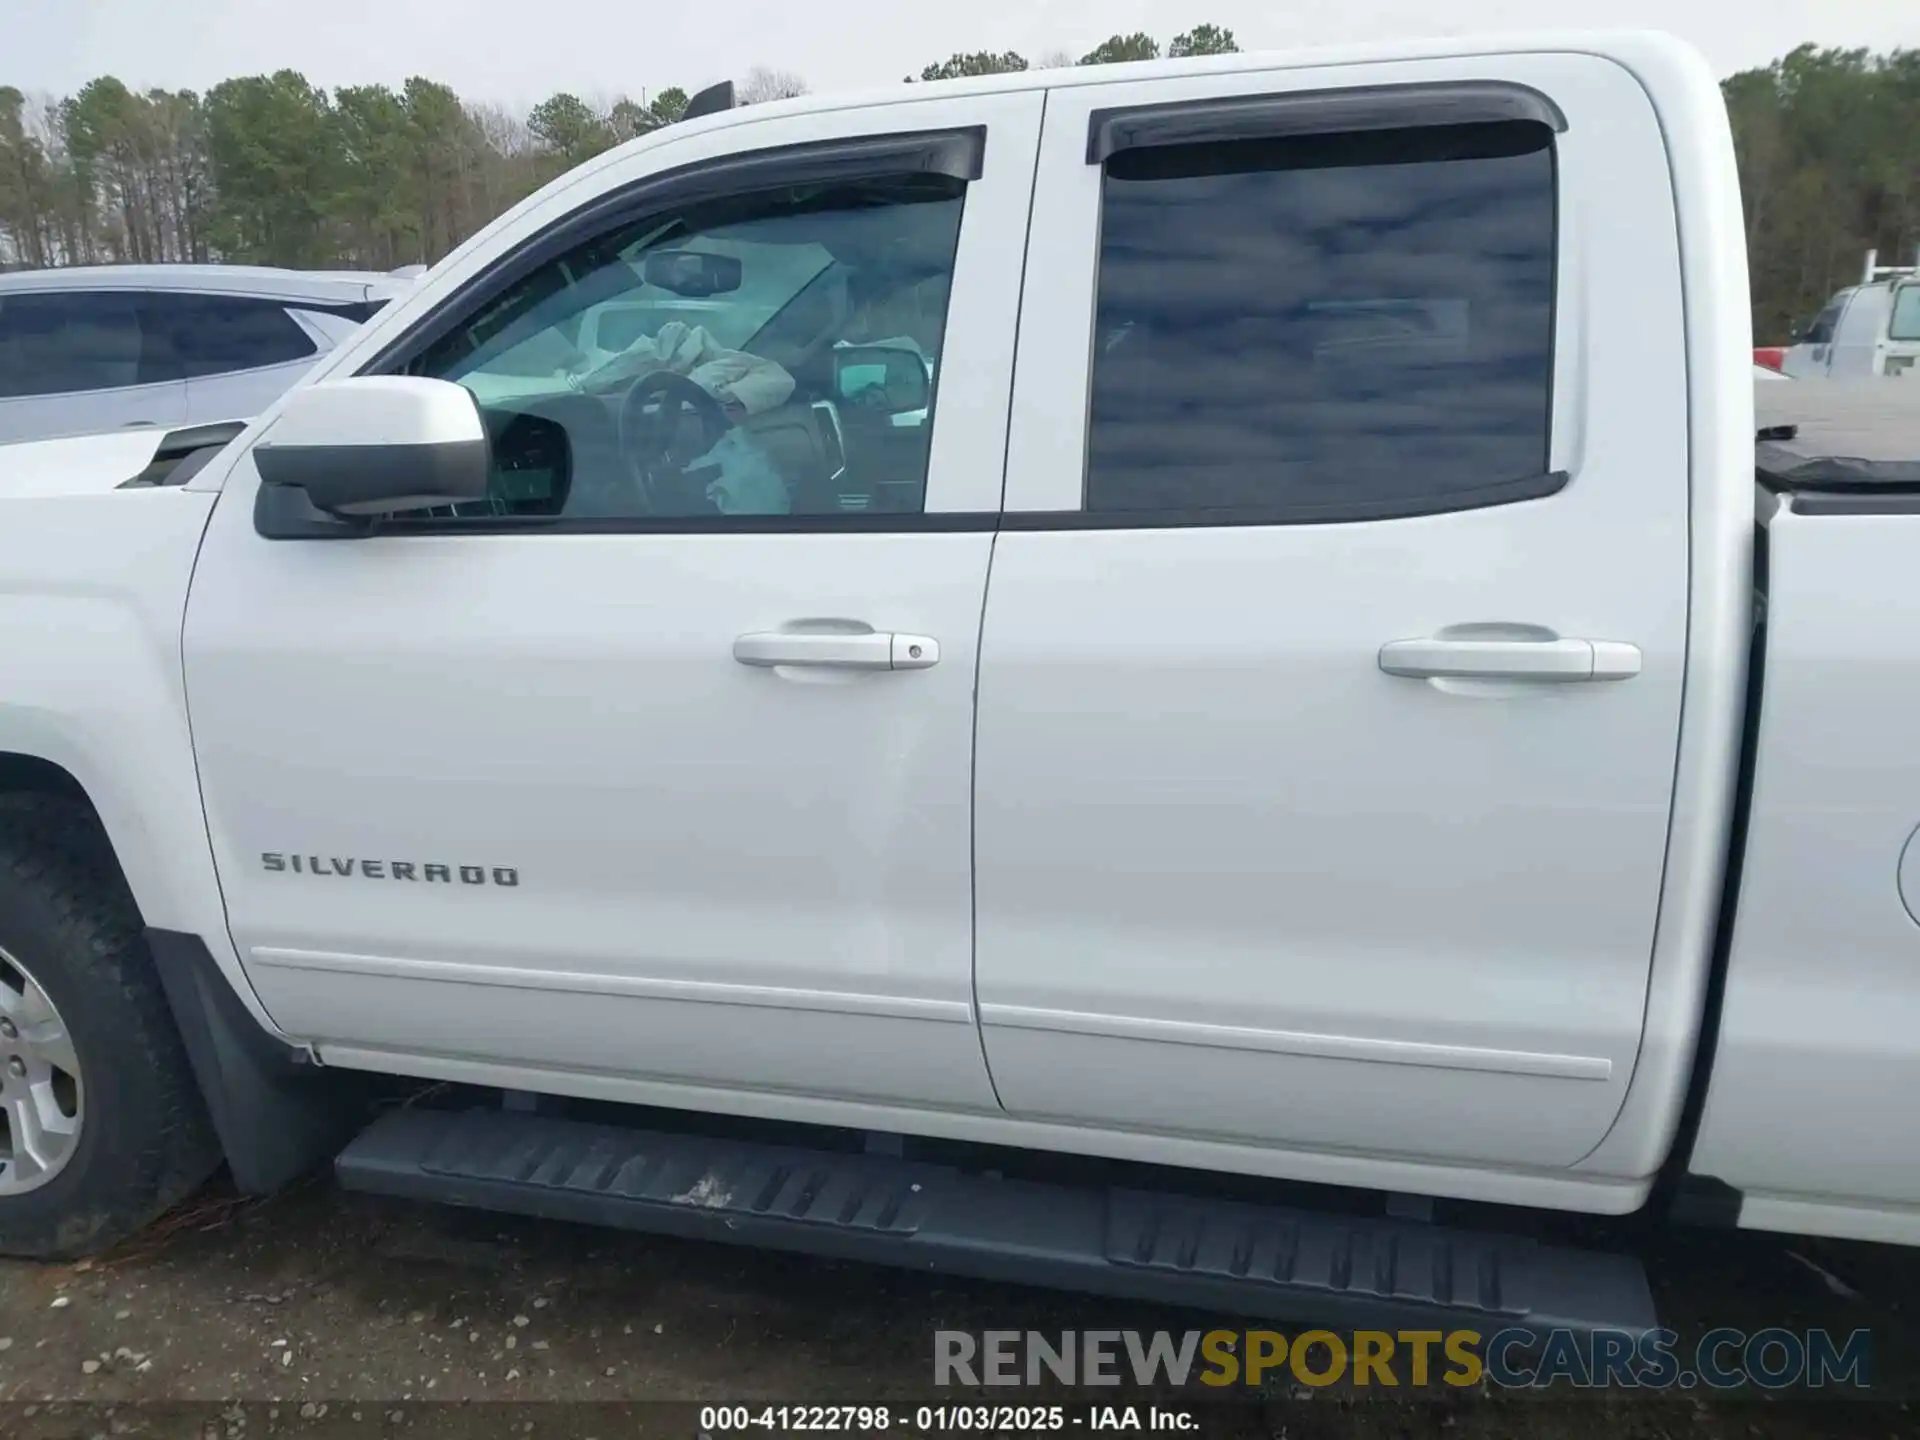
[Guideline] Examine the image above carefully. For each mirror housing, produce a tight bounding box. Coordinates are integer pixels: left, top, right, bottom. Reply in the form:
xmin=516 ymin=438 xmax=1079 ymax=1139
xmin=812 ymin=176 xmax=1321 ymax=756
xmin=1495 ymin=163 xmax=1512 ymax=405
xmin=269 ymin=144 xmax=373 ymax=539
xmin=642 ymin=249 xmax=743 ymax=298
xmin=254 ymin=377 xmax=491 ymax=516
xmin=832 ymin=345 xmax=931 ymax=415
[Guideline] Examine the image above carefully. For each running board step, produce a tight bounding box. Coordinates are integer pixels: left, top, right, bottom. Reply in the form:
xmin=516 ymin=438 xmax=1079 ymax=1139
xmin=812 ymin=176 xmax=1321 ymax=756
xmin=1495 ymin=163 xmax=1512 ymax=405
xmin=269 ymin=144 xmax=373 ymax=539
xmin=336 ymin=1108 xmax=1655 ymax=1337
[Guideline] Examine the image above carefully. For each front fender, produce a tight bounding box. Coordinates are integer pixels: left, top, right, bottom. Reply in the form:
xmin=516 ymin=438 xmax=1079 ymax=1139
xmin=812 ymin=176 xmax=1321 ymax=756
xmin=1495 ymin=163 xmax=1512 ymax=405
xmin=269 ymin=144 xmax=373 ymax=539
xmin=0 ymin=486 xmax=286 ymax=1040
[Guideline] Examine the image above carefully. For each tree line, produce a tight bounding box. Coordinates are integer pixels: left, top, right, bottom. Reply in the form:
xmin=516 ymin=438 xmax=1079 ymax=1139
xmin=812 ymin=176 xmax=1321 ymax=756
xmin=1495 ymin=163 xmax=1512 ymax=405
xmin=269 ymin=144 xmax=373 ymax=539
xmin=0 ymin=29 xmax=1236 ymax=279
xmin=0 ymin=64 xmax=811 ymax=274
xmin=1727 ymin=45 xmax=1920 ymax=340
xmin=2 ymin=31 xmax=1916 ymax=340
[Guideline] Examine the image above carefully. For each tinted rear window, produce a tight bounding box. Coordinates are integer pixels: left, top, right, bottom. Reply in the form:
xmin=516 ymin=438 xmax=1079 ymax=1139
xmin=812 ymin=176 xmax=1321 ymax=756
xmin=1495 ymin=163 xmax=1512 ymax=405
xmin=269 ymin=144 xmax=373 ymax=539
xmin=316 ymin=300 xmax=390 ymax=325
xmin=1085 ymin=121 xmax=1558 ymax=522
xmin=139 ymin=294 xmax=317 ymax=380
xmin=0 ymin=291 xmax=143 ymax=397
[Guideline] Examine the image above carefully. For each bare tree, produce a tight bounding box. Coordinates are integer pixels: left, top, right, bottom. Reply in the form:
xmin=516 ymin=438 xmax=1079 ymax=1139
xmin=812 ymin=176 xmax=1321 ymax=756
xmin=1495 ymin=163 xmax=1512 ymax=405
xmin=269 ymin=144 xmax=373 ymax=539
xmin=464 ymin=101 xmax=544 ymax=232
xmin=737 ymin=67 xmax=809 ymax=104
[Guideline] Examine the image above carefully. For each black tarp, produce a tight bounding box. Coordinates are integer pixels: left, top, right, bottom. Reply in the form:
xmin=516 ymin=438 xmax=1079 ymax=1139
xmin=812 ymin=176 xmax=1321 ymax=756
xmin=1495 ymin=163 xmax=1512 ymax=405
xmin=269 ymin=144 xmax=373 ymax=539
xmin=1755 ymin=376 xmax=1920 ymax=490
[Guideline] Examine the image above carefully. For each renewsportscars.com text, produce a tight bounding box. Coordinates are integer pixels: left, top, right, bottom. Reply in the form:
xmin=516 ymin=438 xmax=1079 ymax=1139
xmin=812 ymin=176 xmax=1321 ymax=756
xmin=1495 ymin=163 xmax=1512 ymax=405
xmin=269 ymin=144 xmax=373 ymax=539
xmin=933 ymin=1328 xmax=1872 ymax=1391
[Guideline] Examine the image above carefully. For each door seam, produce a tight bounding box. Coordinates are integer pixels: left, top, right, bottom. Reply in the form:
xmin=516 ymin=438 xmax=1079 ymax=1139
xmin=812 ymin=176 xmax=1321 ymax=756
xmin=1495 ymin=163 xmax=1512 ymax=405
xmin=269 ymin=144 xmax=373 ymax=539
xmin=967 ymin=88 xmax=1048 ymax=1112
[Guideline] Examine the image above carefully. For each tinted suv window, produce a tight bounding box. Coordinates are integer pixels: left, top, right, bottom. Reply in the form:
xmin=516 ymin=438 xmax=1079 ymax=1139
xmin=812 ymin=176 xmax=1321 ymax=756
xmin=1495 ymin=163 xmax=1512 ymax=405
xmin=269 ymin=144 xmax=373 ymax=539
xmin=405 ymin=172 xmax=964 ymax=523
xmin=0 ymin=291 xmax=143 ymax=398
xmin=1085 ymin=122 xmax=1558 ymax=521
xmin=139 ymin=294 xmax=317 ymax=380
xmin=322 ymin=300 xmax=389 ymax=325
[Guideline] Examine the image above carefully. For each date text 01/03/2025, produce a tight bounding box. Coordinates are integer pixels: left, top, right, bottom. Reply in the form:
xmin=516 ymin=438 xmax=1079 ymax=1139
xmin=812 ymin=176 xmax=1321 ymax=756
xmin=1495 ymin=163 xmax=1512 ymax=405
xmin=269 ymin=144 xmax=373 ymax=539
xmin=697 ymin=1405 xmax=1197 ymax=1433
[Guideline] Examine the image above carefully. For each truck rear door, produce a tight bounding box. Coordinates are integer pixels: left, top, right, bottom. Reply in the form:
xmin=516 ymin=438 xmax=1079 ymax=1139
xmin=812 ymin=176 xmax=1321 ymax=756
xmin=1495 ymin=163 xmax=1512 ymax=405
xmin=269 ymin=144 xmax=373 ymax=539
xmin=972 ymin=52 xmax=1692 ymax=1168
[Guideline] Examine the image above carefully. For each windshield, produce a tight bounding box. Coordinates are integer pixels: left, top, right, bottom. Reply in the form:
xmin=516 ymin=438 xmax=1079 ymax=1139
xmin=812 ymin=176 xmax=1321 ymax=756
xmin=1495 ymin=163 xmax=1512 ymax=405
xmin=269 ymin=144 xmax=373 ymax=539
xmin=1891 ymin=283 xmax=1920 ymax=342
xmin=416 ymin=173 xmax=965 ymax=423
xmin=477 ymin=237 xmax=833 ymax=383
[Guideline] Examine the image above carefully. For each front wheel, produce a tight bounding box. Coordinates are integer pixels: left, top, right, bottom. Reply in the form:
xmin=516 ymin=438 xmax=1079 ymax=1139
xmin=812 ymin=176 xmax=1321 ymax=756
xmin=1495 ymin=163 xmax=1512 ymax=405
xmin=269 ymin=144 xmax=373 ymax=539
xmin=0 ymin=943 xmax=84 ymax=1197
xmin=0 ymin=796 xmax=219 ymax=1258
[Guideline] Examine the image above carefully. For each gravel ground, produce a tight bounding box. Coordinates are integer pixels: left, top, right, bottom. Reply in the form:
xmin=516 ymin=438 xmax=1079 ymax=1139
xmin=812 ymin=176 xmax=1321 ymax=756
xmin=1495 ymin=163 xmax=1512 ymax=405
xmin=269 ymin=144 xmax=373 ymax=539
xmin=0 ymin=1163 xmax=1916 ymax=1440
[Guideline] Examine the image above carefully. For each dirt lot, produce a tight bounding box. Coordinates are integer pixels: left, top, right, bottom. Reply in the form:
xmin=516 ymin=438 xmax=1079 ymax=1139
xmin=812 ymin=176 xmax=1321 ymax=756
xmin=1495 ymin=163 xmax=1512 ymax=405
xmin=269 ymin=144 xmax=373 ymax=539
xmin=0 ymin=1158 xmax=1916 ymax=1440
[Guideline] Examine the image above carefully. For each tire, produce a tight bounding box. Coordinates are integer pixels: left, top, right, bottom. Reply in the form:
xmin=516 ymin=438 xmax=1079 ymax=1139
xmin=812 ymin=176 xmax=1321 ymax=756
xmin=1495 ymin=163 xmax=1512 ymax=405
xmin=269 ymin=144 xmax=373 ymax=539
xmin=0 ymin=794 xmax=220 ymax=1258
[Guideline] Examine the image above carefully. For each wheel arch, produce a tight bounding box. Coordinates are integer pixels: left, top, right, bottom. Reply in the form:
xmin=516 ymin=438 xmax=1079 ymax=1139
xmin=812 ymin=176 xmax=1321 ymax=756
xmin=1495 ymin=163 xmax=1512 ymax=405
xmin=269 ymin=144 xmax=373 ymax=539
xmin=0 ymin=732 xmax=214 ymax=942
xmin=0 ymin=760 xmax=368 ymax=1196
xmin=0 ymin=752 xmax=93 ymax=808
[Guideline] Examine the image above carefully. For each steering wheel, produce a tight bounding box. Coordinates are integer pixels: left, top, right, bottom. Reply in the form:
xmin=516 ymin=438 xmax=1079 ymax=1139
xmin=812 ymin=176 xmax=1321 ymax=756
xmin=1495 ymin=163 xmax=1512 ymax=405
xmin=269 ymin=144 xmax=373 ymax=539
xmin=617 ymin=370 xmax=735 ymax=512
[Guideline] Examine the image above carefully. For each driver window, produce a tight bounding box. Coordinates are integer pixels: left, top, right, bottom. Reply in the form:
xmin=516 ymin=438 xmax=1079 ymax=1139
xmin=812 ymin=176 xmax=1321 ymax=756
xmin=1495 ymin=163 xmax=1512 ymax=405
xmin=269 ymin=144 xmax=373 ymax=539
xmin=1802 ymin=295 xmax=1845 ymax=347
xmin=404 ymin=171 xmax=965 ymax=523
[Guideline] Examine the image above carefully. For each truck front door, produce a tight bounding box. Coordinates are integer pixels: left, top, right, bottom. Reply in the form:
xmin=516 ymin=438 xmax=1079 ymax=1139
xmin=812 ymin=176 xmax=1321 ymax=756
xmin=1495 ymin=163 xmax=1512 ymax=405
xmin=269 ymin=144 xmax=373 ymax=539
xmin=182 ymin=93 xmax=1041 ymax=1113
xmin=972 ymin=56 xmax=1694 ymax=1169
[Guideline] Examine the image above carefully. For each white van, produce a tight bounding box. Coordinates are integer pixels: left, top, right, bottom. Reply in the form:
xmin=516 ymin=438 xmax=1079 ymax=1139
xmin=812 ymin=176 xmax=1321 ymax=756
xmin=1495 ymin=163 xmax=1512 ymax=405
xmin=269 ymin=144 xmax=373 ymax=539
xmin=1780 ymin=250 xmax=1920 ymax=380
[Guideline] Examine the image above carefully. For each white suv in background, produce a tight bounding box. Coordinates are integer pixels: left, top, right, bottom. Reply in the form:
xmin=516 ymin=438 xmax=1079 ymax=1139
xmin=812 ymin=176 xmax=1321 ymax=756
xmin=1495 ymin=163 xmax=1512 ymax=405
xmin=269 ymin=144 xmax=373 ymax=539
xmin=0 ymin=265 xmax=415 ymax=445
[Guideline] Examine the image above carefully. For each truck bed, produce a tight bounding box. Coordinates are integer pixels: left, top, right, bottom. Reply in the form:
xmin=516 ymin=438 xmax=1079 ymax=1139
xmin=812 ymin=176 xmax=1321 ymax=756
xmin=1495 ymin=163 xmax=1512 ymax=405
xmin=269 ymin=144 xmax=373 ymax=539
xmin=1689 ymin=379 xmax=1920 ymax=1244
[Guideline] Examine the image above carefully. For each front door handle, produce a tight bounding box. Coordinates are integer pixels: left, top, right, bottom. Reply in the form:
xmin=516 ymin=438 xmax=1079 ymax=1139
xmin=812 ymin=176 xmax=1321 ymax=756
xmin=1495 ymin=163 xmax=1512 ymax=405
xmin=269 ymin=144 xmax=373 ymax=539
xmin=734 ymin=630 xmax=940 ymax=671
xmin=1379 ymin=636 xmax=1641 ymax=682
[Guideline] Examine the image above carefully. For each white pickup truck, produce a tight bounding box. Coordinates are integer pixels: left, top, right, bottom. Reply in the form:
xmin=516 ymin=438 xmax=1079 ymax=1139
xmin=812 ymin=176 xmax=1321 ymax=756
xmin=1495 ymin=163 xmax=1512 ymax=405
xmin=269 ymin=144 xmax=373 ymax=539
xmin=1 ymin=30 xmax=1912 ymax=1337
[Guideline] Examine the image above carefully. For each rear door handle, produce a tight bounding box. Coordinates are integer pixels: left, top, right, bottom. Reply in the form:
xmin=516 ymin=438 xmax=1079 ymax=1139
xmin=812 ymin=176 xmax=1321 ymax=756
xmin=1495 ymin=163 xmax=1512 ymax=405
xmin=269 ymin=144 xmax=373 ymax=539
xmin=733 ymin=630 xmax=940 ymax=671
xmin=1379 ymin=636 xmax=1640 ymax=682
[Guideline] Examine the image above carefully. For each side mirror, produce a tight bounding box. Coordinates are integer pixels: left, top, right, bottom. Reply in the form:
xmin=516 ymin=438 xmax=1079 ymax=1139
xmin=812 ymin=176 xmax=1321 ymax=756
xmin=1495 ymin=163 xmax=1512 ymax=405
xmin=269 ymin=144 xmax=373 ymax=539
xmin=642 ymin=249 xmax=742 ymax=298
xmin=254 ymin=377 xmax=490 ymax=516
xmin=833 ymin=345 xmax=931 ymax=414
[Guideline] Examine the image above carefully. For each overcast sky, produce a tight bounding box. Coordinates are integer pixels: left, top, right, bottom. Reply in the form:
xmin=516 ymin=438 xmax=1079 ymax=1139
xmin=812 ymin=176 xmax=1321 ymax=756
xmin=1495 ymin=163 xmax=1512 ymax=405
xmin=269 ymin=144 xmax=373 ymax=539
xmin=7 ymin=0 xmax=1915 ymax=107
